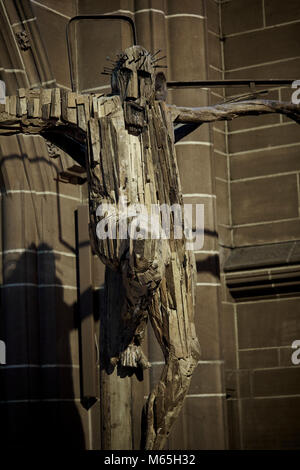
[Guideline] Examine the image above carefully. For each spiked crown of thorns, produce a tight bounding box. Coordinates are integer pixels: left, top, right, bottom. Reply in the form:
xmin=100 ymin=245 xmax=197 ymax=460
xmin=101 ymin=47 xmax=167 ymax=77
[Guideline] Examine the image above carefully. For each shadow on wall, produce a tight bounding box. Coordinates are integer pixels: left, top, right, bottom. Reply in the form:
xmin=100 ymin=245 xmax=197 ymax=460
xmin=0 ymin=243 xmax=85 ymax=449
xmin=0 ymin=152 xmax=78 ymax=253
xmin=196 ymin=253 xmax=220 ymax=280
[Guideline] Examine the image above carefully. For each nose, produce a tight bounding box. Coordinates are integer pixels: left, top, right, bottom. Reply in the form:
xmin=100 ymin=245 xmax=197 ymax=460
xmin=126 ymin=73 xmax=138 ymax=100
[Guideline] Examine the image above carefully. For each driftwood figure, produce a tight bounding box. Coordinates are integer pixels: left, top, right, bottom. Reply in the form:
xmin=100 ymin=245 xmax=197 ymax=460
xmin=1 ymin=45 xmax=300 ymax=450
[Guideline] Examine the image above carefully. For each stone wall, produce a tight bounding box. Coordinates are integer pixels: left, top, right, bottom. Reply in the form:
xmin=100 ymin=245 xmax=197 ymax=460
xmin=218 ymin=0 xmax=300 ymax=450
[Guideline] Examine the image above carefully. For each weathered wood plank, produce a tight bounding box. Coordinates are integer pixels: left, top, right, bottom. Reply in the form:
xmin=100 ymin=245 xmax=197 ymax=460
xmin=76 ymin=205 xmax=97 ymax=405
xmin=50 ymin=87 xmax=61 ymax=118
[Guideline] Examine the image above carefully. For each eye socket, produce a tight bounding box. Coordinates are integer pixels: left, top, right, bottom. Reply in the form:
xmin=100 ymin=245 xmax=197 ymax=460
xmin=120 ymin=67 xmax=133 ymax=76
xmin=138 ymin=70 xmax=151 ymax=78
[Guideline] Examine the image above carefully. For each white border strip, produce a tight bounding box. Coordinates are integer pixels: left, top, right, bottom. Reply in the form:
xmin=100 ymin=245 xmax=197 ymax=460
xmin=175 ymin=141 xmax=212 ymax=146
xmin=226 ymin=264 xmax=300 ymax=278
xmin=166 ymin=13 xmax=205 ymax=20
xmin=214 ymin=149 xmax=227 ymax=156
xmin=227 ymin=55 xmax=300 ymax=73
xmin=229 ymin=141 xmax=300 ymax=157
xmin=105 ymin=8 xmax=205 ymax=19
xmin=11 ymin=17 xmax=36 ymax=27
xmin=254 ymin=394 xmax=300 ymax=400
xmin=30 ymin=0 xmax=71 ymax=20
xmin=0 ymin=189 xmax=81 ymax=202
xmin=234 ymin=295 xmax=300 ymax=305
xmin=196 ymin=282 xmax=221 ymax=287
xmin=231 ymin=170 xmax=298 ymax=183
xmin=30 ymin=79 xmax=56 ymax=88
xmin=187 ymin=393 xmax=226 ymax=398
xmin=194 ymin=250 xmax=219 ymax=255
xmin=0 ymin=283 xmax=77 ymax=290
xmin=0 ymin=399 xmax=82 ymax=404
xmin=239 ymin=345 xmax=297 ymax=352
xmin=183 ymin=193 xmax=216 ymax=198
xmin=0 ymin=248 xmax=76 ymax=258
xmin=228 ymin=121 xmax=295 ymax=135
xmin=219 ymin=216 xmax=299 ymax=228
xmin=102 ymin=9 xmax=134 ymax=16
xmin=198 ymin=360 xmax=224 ymax=364
xmin=150 ymin=359 xmax=224 ymax=366
xmin=0 ymin=67 xmax=26 ymax=74
xmin=41 ymin=6 xmax=207 ymax=21
xmin=56 ymin=82 xmax=72 ymax=91
xmin=2 ymin=364 xmax=79 ymax=369
xmin=224 ymin=18 xmax=300 ymax=39
xmin=135 ymin=8 xmax=164 ymax=15
xmin=81 ymin=85 xmax=110 ymax=93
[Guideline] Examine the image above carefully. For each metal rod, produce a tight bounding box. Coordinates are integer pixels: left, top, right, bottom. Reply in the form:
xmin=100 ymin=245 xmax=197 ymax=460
xmin=66 ymin=15 xmax=137 ymax=92
xmin=167 ymin=79 xmax=295 ymax=89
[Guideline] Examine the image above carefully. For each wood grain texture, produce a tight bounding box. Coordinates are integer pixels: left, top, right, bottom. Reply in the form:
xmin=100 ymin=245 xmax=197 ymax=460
xmin=170 ymin=99 xmax=300 ymax=125
xmin=86 ymin=93 xmax=201 ymax=450
xmin=0 ymin=45 xmax=299 ymax=450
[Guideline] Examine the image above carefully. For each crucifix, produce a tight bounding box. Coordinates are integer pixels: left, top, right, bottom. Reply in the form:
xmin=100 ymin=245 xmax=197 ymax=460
xmin=1 ymin=45 xmax=299 ymax=450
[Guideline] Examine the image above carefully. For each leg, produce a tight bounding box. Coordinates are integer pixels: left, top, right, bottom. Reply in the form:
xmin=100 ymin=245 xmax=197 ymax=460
xmin=118 ymin=235 xmax=170 ymax=370
xmin=142 ymin=251 xmax=201 ymax=450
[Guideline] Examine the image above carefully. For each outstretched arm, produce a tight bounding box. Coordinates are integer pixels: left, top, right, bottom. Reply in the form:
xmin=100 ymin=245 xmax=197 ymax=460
xmin=0 ymin=87 xmax=92 ymax=141
xmin=169 ymin=99 xmax=300 ymax=125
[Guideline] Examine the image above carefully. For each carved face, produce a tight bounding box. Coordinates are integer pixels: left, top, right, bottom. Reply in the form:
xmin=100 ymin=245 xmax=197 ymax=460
xmin=111 ymin=46 xmax=156 ymax=105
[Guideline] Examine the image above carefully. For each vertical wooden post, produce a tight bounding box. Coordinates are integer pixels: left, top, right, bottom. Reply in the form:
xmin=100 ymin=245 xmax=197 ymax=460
xmin=76 ymin=205 xmax=97 ymax=407
xmin=100 ymin=267 xmax=133 ymax=450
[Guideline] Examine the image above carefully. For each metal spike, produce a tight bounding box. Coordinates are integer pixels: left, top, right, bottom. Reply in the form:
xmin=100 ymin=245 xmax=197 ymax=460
xmin=119 ymin=55 xmax=127 ymax=65
xmin=151 ymin=49 xmax=161 ymax=59
xmin=134 ymin=52 xmax=143 ymax=63
xmin=139 ymin=54 xmax=148 ymax=68
xmin=106 ymin=58 xmax=118 ymax=66
xmin=101 ymin=72 xmax=112 ymax=76
xmin=154 ymin=65 xmax=168 ymax=68
xmin=152 ymin=55 xmax=167 ymax=64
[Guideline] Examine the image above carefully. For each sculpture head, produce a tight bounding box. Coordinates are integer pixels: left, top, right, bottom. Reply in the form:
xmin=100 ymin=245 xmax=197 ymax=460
xmin=110 ymin=46 xmax=166 ymax=135
xmin=111 ymin=45 xmax=156 ymax=104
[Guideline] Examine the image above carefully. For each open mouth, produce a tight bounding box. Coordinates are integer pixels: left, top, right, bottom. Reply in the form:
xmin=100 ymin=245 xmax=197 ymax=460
xmin=124 ymin=101 xmax=146 ymax=136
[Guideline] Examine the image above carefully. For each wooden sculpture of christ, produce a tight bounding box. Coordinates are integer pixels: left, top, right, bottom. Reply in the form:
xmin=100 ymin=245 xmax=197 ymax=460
xmin=1 ymin=45 xmax=300 ymax=450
